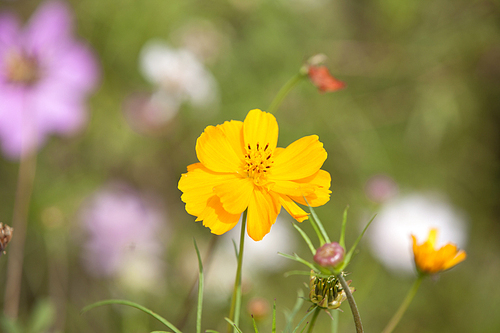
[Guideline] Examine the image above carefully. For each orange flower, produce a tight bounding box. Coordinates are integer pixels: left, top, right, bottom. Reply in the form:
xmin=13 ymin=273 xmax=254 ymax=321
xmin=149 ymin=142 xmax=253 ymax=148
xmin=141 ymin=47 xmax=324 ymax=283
xmin=307 ymin=65 xmax=345 ymax=93
xmin=411 ymin=228 xmax=466 ymax=274
xmin=178 ymin=109 xmax=331 ymax=241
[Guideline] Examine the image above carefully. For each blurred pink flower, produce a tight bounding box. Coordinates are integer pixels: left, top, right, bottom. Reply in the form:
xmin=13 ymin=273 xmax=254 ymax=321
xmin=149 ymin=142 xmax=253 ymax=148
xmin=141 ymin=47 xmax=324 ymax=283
xmin=79 ymin=183 xmax=165 ymax=286
xmin=0 ymin=1 xmax=99 ymax=159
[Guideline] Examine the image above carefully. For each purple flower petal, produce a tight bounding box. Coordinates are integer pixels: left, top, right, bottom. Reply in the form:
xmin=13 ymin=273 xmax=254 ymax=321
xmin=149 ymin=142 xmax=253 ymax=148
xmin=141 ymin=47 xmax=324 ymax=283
xmin=24 ymin=1 xmax=72 ymax=54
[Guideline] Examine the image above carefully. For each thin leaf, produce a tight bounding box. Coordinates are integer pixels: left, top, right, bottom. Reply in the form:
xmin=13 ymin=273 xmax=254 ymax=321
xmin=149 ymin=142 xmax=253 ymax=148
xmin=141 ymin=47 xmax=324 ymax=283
xmin=278 ymin=252 xmax=319 ymax=273
xmin=150 ymin=331 xmax=171 ymax=333
xmin=82 ymin=299 xmax=182 ymax=333
xmin=251 ymin=315 xmax=260 ymax=333
xmin=232 ymin=239 xmax=239 ymax=258
xmin=292 ymin=222 xmax=316 ymax=255
xmin=224 ymin=318 xmax=244 ymax=333
xmin=343 ymin=214 xmax=376 ymax=269
xmin=272 ymin=300 xmax=277 ymax=333
xmin=205 ymin=330 xmax=220 ymax=333
xmin=305 ymin=198 xmax=331 ymax=244
xmin=339 ymin=206 xmax=349 ymax=249
xmin=194 ymin=239 xmax=204 ymax=333
xmin=284 ymin=290 xmax=305 ymax=333
xmin=292 ymin=306 xmax=317 ymax=333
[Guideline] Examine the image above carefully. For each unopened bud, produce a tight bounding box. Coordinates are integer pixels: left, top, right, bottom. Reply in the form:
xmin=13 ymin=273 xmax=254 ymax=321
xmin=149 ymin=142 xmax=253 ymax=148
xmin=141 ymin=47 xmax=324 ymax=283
xmin=314 ymin=242 xmax=345 ymax=267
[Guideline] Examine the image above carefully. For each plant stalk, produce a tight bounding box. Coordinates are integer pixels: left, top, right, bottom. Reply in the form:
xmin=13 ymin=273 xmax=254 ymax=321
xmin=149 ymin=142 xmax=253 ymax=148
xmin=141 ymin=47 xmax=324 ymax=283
xmin=337 ymin=273 xmax=363 ymax=333
xmin=227 ymin=210 xmax=247 ymax=333
xmin=3 ymin=149 xmax=37 ymax=319
xmin=306 ymin=307 xmax=321 ymax=333
xmin=267 ymin=72 xmax=306 ymax=115
xmin=381 ymin=274 xmax=424 ymax=333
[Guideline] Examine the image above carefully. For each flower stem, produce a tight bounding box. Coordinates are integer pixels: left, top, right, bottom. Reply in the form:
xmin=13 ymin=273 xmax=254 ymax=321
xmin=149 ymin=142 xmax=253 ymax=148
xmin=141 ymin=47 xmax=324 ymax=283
xmin=337 ymin=273 xmax=363 ymax=333
xmin=381 ymin=274 xmax=424 ymax=333
xmin=306 ymin=307 xmax=321 ymax=333
xmin=3 ymin=150 xmax=38 ymax=318
xmin=267 ymin=72 xmax=307 ymax=115
xmin=227 ymin=210 xmax=247 ymax=333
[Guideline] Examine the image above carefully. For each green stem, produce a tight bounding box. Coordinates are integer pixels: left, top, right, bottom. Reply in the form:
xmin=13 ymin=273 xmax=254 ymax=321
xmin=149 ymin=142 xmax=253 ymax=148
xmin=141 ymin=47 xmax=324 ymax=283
xmin=267 ymin=72 xmax=307 ymax=115
xmin=331 ymin=309 xmax=339 ymax=333
xmin=227 ymin=210 xmax=247 ymax=333
xmin=3 ymin=149 xmax=37 ymax=319
xmin=306 ymin=307 xmax=321 ymax=333
xmin=337 ymin=273 xmax=363 ymax=333
xmin=381 ymin=274 xmax=424 ymax=333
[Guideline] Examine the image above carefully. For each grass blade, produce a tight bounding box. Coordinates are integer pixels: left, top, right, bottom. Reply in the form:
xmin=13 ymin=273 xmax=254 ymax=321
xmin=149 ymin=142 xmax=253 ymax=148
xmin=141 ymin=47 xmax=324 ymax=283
xmin=193 ymin=239 xmax=204 ymax=333
xmin=82 ymin=299 xmax=182 ymax=333
xmin=292 ymin=222 xmax=316 ymax=255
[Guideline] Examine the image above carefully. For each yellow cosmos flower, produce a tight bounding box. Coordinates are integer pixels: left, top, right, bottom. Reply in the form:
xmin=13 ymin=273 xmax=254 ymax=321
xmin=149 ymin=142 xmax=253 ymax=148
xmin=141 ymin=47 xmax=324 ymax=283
xmin=178 ymin=109 xmax=331 ymax=241
xmin=411 ymin=228 xmax=466 ymax=274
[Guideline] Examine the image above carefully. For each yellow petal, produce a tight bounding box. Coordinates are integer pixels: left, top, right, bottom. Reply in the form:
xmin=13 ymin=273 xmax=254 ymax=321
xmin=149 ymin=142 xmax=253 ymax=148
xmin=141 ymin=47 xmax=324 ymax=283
xmin=196 ymin=124 xmax=242 ymax=173
xmin=179 ymin=163 xmax=235 ymax=217
xmin=219 ymin=120 xmax=245 ymax=161
xmin=243 ymin=109 xmax=278 ymax=152
xmin=246 ymin=188 xmax=281 ymax=241
xmin=271 ymin=180 xmax=316 ymax=197
xmin=197 ymin=196 xmax=240 ymax=234
xmin=427 ymin=229 xmax=438 ymax=248
xmin=442 ymin=250 xmax=467 ymax=270
xmin=213 ymin=176 xmax=254 ymax=214
xmin=270 ymin=135 xmax=327 ymax=181
xmin=288 ymin=170 xmax=332 ymax=207
xmin=278 ymin=195 xmax=309 ymax=222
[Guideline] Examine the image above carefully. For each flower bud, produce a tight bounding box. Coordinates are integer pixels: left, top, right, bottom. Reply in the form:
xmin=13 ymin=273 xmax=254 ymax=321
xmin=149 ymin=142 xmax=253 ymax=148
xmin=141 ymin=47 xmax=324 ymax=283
xmin=309 ymin=272 xmax=353 ymax=310
xmin=0 ymin=223 xmax=13 ymax=254
xmin=314 ymin=242 xmax=345 ymax=268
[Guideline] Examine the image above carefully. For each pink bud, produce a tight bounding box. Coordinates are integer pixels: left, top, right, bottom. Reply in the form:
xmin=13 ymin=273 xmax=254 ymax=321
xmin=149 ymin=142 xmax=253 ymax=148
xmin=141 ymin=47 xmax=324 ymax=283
xmin=314 ymin=242 xmax=345 ymax=267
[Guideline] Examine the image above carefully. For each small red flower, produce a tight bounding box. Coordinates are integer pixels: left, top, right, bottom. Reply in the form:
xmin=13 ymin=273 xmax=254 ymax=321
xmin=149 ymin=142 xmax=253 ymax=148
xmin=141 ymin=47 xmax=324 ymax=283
xmin=307 ymin=66 xmax=345 ymax=93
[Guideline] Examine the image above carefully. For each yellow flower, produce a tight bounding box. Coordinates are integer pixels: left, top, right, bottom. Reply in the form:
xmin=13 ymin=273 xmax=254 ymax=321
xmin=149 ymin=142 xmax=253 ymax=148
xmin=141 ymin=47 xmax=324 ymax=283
xmin=411 ymin=228 xmax=466 ymax=274
xmin=178 ymin=109 xmax=331 ymax=241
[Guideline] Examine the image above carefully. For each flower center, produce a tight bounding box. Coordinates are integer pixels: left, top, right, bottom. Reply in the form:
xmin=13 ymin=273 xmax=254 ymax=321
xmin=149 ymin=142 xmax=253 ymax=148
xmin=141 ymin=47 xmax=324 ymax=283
xmin=243 ymin=142 xmax=273 ymax=186
xmin=5 ymin=49 xmax=40 ymax=85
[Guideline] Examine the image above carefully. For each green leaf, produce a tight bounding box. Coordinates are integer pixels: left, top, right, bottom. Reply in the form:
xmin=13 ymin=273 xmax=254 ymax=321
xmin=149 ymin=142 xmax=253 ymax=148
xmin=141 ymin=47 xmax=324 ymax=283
xmin=82 ymin=299 xmax=182 ymax=333
xmin=292 ymin=222 xmax=316 ymax=255
xmin=342 ymin=214 xmax=376 ymax=270
xmin=292 ymin=306 xmax=317 ymax=333
xmin=0 ymin=315 xmax=22 ymax=333
xmin=251 ymin=315 xmax=260 ymax=333
xmin=339 ymin=206 xmax=349 ymax=249
xmin=272 ymin=300 xmax=277 ymax=333
xmin=284 ymin=290 xmax=305 ymax=333
xmin=305 ymin=198 xmax=331 ymax=244
xmin=224 ymin=318 xmax=244 ymax=333
xmin=278 ymin=252 xmax=319 ymax=273
xmin=194 ymin=239 xmax=204 ymax=333
xmin=27 ymin=299 xmax=56 ymax=333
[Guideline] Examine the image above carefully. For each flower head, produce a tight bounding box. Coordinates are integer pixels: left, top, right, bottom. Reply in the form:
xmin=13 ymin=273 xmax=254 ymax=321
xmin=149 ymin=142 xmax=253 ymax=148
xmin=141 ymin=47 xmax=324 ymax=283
xmin=307 ymin=65 xmax=345 ymax=93
xmin=309 ymin=273 xmax=353 ymax=310
xmin=314 ymin=242 xmax=345 ymax=268
xmin=366 ymin=193 xmax=468 ymax=274
xmin=0 ymin=1 xmax=99 ymax=158
xmin=412 ymin=228 xmax=466 ymax=275
xmin=79 ymin=183 xmax=165 ymax=286
xmin=178 ymin=109 xmax=331 ymax=241
xmin=0 ymin=223 xmax=13 ymax=254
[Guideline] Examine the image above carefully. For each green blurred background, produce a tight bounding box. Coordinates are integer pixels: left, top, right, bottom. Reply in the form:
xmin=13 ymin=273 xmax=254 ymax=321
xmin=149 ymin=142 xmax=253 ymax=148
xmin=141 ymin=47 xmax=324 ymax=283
xmin=1 ymin=0 xmax=499 ymax=332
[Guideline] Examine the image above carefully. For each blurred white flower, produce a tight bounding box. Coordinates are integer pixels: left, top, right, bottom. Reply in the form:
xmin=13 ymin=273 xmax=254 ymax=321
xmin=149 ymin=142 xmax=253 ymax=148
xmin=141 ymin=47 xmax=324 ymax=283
xmin=79 ymin=183 xmax=166 ymax=292
xmin=139 ymin=39 xmax=218 ymax=111
xmin=366 ymin=193 xmax=468 ymax=275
